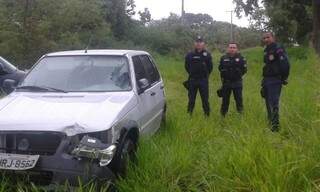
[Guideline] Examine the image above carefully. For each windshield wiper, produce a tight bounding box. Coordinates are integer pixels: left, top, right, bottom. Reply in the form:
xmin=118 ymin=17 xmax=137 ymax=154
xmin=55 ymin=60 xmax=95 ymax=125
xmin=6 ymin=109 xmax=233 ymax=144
xmin=16 ymin=85 xmax=68 ymax=93
xmin=45 ymin=86 xmax=69 ymax=93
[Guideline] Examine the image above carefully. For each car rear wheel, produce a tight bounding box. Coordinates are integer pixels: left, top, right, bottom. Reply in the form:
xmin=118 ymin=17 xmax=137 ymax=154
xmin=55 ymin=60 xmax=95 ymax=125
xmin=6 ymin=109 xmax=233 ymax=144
xmin=161 ymin=103 xmax=167 ymax=126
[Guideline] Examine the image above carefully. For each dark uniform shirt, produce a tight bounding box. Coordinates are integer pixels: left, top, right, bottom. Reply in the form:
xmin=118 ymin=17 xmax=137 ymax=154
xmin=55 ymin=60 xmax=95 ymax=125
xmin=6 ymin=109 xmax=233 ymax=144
xmin=185 ymin=50 xmax=213 ymax=79
xmin=263 ymin=42 xmax=290 ymax=82
xmin=219 ymin=53 xmax=247 ymax=83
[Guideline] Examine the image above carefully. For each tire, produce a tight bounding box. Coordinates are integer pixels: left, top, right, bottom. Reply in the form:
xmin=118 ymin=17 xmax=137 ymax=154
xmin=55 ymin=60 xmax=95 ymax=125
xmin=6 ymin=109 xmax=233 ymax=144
xmin=110 ymin=136 xmax=137 ymax=177
xmin=161 ymin=104 xmax=167 ymax=126
xmin=107 ymin=185 xmax=118 ymax=192
xmin=96 ymin=179 xmax=118 ymax=192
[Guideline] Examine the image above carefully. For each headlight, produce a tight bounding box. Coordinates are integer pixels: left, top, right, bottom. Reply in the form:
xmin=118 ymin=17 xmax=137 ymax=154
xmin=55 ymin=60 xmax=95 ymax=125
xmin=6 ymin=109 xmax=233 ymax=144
xmin=99 ymin=145 xmax=116 ymax=166
xmin=71 ymin=135 xmax=116 ymax=166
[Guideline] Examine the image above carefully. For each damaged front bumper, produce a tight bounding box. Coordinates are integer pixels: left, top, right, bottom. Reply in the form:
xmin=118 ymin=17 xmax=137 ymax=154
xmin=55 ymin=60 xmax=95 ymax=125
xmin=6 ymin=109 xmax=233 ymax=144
xmin=0 ymin=131 xmax=117 ymax=186
xmin=31 ymin=152 xmax=116 ymax=185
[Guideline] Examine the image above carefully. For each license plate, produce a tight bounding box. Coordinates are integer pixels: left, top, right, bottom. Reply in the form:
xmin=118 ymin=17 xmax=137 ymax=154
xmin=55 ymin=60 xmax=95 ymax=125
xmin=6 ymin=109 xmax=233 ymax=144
xmin=0 ymin=153 xmax=39 ymax=170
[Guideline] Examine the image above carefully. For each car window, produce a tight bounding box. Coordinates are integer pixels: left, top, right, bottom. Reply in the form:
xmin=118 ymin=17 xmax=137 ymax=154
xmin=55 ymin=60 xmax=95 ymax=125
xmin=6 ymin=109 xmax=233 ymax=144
xmin=147 ymin=55 xmax=160 ymax=82
xmin=139 ymin=55 xmax=160 ymax=84
xmin=132 ymin=56 xmax=148 ymax=81
xmin=20 ymin=55 xmax=132 ymax=92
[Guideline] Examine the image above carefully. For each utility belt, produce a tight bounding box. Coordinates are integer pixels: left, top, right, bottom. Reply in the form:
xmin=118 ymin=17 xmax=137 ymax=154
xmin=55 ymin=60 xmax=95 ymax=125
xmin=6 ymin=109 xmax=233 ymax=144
xmin=188 ymin=75 xmax=209 ymax=80
xmin=221 ymin=70 xmax=242 ymax=80
xmin=223 ymin=78 xmax=242 ymax=84
xmin=262 ymin=74 xmax=282 ymax=79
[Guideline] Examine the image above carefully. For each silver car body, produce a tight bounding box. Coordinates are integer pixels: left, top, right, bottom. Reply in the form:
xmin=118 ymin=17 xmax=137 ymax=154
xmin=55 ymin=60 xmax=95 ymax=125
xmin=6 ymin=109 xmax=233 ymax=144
xmin=0 ymin=50 xmax=165 ymax=139
xmin=0 ymin=50 xmax=166 ymax=184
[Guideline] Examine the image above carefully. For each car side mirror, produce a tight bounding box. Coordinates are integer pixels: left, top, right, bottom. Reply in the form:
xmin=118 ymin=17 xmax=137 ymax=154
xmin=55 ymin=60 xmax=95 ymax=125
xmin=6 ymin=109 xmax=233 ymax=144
xmin=137 ymin=78 xmax=149 ymax=94
xmin=2 ymin=79 xmax=17 ymax=94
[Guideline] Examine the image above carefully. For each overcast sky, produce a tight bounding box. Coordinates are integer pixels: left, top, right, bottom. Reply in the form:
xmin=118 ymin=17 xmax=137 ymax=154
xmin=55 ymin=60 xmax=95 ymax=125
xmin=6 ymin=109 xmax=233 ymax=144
xmin=134 ymin=0 xmax=250 ymax=27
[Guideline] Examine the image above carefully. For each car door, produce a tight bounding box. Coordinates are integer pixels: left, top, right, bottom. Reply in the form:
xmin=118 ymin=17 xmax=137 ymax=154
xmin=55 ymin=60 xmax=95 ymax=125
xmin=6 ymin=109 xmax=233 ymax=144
xmin=139 ymin=55 xmax=165 ymax=134
xmin=132 ymin=56 xmax=155 ymax=134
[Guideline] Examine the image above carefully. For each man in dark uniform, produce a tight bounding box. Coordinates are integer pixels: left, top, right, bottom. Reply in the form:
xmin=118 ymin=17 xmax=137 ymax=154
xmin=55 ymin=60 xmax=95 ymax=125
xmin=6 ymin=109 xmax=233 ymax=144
xmin=218 ymin=43 xmax=247 ymax=116
xmin=261 ymin=32 xmax=290 ymax=132
xmin=185 ymin=36 xmax=213 ymax=116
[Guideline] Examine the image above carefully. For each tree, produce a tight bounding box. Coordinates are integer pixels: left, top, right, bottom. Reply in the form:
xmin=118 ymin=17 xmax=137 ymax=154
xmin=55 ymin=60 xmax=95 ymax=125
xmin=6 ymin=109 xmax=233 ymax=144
xmin=0 ymin=0 xmax=112 ymax=67
xmin=0 ymin=0 xmax=263 ymax=66
xmin=138 ymin=8 xmax=151 ymax=25
xmin=313 ymin=0 xmax=320 ymax=54
xmin=233 ymin=0 xmax=312 ymax=45
xmin=182 ymin=13 xmax=214 ymax=28
xmin=126 ymin=0 xmax=136 ymax=17
xmin=102 ymin=0 xmax=136 ymax=39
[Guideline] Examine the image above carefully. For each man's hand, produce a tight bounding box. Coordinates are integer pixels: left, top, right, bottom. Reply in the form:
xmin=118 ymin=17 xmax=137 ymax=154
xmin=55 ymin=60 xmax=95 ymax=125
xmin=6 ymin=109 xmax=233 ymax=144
xmin=282 ymin=80 xmax=288 ymax=85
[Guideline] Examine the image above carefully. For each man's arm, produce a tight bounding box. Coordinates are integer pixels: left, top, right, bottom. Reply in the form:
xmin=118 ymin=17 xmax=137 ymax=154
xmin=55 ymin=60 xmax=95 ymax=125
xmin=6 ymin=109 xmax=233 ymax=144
xmin=185 ymin=54 xmax=190 ymax=74
xmin=241 ymin=57 xmax=248 ymax=75
xmin=218 ymin=56 xmax=223 ymax=72
xmin=276 ymin=47 xmax=290 ymax=81
xmin=218 ymin=56 xmax=226 ymax=80
xmin=207 ymin=53 xmax=213 ymax=74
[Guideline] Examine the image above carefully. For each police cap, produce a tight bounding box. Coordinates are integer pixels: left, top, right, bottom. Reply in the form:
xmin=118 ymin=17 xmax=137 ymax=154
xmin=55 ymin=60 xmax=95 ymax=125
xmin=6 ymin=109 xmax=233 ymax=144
xmin=195 ymin=36 xmax=204 ymax=43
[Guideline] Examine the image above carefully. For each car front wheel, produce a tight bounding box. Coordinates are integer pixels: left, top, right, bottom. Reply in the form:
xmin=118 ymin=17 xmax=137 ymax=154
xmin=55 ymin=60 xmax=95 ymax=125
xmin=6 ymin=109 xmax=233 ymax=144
xmin=110 ymin=136 xmax=137 ymax=177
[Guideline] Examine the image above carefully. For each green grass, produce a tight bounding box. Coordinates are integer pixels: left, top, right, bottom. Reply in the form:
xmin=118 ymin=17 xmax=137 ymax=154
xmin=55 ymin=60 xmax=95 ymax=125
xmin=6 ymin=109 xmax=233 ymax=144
xmin=1 ymin=47 xmax=319 ymax=191
xmin=117 ymin=47 xmax=320 ymax=192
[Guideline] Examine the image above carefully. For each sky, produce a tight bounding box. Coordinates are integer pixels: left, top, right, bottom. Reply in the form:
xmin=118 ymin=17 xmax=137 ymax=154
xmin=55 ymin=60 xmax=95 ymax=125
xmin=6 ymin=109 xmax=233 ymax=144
xmin=134 ymin=0 xmax=250 ymax=27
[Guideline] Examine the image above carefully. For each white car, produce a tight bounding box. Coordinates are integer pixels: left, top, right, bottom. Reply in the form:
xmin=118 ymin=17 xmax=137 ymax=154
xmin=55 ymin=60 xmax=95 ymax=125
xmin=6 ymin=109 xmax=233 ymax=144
xmin=0 ymin=50 xmax=166 ymax=185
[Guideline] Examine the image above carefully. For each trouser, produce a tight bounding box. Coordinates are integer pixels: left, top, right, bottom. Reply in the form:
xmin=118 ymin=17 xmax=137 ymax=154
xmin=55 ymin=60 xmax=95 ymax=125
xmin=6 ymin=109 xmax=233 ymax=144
xmin=220 ymin=86 xmax=243 ymax=116
xmin=263 ymin=82 xmax=282 ymax=131
xmin=187 ymin=78 xmax=210 ymax=116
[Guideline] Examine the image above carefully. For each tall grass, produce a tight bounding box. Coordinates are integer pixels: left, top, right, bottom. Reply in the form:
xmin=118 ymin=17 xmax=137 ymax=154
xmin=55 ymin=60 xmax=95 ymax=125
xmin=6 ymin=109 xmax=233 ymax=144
xmin=117 ymin=47 xmax=320 ymax=192
xmin=1 ymin=47 xmax=319 ymax=191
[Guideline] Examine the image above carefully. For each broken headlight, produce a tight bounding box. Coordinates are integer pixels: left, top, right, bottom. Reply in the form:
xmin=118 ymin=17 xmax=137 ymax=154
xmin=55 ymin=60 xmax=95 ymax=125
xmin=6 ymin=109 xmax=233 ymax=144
xmin=71 ymin=135 xmax=116 ymax=166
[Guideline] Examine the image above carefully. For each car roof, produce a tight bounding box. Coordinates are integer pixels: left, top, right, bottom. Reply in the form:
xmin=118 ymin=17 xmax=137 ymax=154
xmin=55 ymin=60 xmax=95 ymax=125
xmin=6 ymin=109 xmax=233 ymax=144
xmin=46 ymin=49 xmax=150 ymax=57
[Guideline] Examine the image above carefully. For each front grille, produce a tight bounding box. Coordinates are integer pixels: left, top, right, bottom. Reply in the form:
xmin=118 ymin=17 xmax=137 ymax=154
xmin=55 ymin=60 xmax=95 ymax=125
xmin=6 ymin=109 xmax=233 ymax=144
xmin=0 ymin=132 xmax=64 ymax=155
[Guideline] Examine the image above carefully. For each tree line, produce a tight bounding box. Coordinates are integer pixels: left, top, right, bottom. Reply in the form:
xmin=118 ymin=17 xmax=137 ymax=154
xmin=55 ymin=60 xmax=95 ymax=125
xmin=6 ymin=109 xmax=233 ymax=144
xmin=0 ymin=0 xmax=263 ymax=69
xmin=233 ymin=0 xmax=320 ymax=54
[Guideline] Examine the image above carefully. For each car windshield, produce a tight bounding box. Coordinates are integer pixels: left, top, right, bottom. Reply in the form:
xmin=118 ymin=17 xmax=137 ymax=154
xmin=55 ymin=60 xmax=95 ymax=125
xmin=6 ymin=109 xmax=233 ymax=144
xmin=19 ymin=55 xmax=132 ymax=92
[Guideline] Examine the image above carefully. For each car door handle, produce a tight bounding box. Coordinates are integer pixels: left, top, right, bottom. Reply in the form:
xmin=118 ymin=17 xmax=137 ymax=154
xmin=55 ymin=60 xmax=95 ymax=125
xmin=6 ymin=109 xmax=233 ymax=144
xmin=150 ymin=92 xmax=156 ymax=96
xmin=160 ymin=85 xmax=164 ymax=90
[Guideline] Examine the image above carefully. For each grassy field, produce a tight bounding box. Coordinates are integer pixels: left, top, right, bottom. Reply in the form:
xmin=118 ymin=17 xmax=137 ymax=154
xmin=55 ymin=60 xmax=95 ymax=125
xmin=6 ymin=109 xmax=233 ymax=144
xmin=0 ymin=47 xmax=319 ymax=192
xmin=117 ymin=47 xmax=320 ymax=192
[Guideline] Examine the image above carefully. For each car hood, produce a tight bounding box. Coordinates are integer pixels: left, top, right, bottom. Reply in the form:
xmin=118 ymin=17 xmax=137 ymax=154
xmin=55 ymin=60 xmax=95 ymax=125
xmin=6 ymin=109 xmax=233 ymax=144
xmin=0 ymin=92 xmax=137 ymax=136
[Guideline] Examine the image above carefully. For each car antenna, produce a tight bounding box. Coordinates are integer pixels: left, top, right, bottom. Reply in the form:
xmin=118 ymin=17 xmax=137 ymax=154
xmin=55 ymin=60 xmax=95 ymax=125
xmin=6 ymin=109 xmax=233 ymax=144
xmin=84 ymin=35 xmax=93 ymax=53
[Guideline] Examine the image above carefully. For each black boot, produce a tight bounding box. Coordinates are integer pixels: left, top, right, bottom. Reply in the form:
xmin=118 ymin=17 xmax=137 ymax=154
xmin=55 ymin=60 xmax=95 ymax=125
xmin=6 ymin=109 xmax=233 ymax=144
xmin=220 ymin=109 xmax=227 ymax=117
xmin=270 ymin=107 xmax=280 ymax=132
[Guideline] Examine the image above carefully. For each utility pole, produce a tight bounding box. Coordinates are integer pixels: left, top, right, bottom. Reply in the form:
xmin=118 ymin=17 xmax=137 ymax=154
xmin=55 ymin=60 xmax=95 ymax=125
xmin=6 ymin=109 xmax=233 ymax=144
xmin=181 ymin=0 xmax=185 ymax=23
xmin=182 ymin=0 xmax=185 ymax=17
xmin=226 ymin=10 xmax=234 ymax=42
